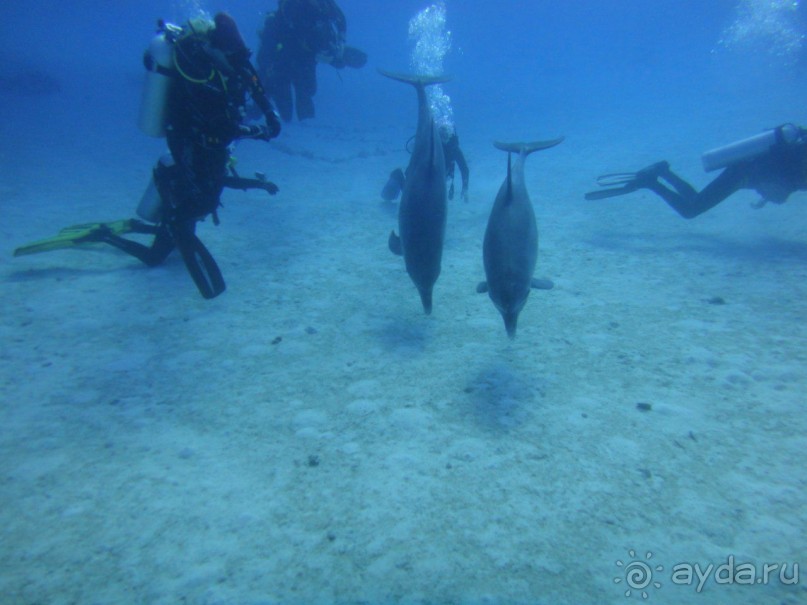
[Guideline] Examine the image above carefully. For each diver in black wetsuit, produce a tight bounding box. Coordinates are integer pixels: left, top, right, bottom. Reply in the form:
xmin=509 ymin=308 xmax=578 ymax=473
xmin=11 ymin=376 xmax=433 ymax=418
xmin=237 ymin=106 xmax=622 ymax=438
xmin=382 ymin=125 xmax=470 ymax=202
xmin=442 ymin=128 xmax=470 ymax=202
xmin=255 ymin=0 xmax=367 ymax=122
xmin=14 ymin=13 xmax=282 ymax=299
xmin=585 ymin=123 xmax=807 ymax=218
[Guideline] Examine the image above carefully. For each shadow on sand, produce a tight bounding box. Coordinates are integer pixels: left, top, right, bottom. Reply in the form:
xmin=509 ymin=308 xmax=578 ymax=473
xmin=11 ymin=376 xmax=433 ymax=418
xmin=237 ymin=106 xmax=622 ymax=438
xmin=374 ymin=317 xmax=432 ymax=356
xmin=464 ymin=362 xmax=541 ymax=432
xmin=585 ymin=230 xmax=807 ymax=264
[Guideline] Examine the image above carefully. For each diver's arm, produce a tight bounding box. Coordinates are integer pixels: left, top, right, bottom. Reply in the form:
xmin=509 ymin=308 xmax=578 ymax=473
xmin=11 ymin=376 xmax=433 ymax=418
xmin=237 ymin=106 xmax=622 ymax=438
xmin=240 ymin=62 xmax=281 ymax=138
xmin=223 ymin=174 xmax=278 ymax=195
xmin=313 ymin=1 xmax=348 ymax=66
xmin=324 ymin=0 xmax=347 ymax=35
xmin=225 ymin=163 xmax=278 ymax=196
xmin=238 ymin=123 xmax=278 ymax=142
xmin=255 ymin=13 xmax=280 ymax=75
xmin=456 ymin=146 xmax=470 ymax=197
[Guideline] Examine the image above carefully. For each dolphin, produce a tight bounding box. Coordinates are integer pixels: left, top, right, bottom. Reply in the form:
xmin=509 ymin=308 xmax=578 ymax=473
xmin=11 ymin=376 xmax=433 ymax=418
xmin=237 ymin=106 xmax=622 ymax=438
xmin=477 ymin=138 xmax=564 ymax=338
xmin=379 ymin=69 xmax=451 ymax=314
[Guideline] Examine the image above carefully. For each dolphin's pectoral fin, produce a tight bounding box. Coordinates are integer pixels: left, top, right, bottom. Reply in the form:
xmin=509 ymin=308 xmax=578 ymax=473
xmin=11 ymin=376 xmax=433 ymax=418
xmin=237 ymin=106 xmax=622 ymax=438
xmin=388 ymin=231 xmax=403 ymax=256
xmin=476 ymin=281 xmax=489 ymax=294
xmin=531 ymin=278 xmax=554 ymax=290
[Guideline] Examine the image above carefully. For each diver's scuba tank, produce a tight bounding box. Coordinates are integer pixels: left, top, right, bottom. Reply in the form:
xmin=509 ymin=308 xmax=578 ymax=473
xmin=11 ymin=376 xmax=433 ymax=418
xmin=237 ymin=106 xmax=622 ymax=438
xmin=136 ymin=154 xmax=175 ymax=222
xmin=137 ymin=22 xmax=181 ymax=137
xmin=701 ymin=123 xmax=801 ymax=172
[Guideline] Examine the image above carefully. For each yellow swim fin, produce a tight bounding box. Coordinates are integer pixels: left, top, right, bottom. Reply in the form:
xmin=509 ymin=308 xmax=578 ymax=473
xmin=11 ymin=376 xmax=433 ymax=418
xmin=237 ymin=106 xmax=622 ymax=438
xmin=13 ymin=219 xmax=135 ymax=257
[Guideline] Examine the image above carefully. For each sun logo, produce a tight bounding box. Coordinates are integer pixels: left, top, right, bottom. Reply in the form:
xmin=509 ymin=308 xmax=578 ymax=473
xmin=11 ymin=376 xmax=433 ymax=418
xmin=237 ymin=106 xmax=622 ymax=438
xmin=614 ymin=549 xmax=663 ymax=599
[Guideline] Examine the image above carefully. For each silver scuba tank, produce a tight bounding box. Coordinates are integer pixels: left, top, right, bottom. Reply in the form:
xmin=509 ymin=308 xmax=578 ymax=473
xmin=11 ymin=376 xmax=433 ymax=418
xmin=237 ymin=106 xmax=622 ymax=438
xmin=136 ymin=154 xmax=174 ymax=222
xmin=137 ymin=27 xmax=176 ymax=137
xmin=701 ymin=124 xmax=800 ymax=172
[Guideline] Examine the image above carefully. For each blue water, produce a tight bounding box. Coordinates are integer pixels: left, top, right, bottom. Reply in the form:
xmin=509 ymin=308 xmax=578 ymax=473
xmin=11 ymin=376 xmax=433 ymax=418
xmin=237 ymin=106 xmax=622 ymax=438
xmin=2 ymin=1 xmax=806 ymax=604
xmin=3 ymin=1 xmax=807 ymax=158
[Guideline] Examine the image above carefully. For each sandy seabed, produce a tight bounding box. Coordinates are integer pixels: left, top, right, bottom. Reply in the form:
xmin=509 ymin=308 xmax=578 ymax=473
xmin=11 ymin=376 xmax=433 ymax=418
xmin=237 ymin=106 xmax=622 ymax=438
xmin=1 ymin=98 xmax=806 ymax=605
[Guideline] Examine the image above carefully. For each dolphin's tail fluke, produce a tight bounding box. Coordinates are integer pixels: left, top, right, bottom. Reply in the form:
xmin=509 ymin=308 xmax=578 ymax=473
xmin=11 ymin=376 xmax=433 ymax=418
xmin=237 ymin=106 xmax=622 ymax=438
xmin=494 ymin=138 xmax=565 ymax=157
xmin=378 ymin=69 xmax=452 ymax=88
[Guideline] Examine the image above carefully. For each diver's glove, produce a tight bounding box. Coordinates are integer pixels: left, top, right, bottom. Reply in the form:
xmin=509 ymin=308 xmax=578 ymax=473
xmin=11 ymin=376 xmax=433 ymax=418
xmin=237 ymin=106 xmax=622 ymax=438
xmin=239 ymin=120 xmax=280 ymax=142
xmin=239 ymin=125 xmax=263 ymax=140
xmin=318 ymin=45 xmax=346 ymax=68
xmin=252 ymin=171 xmax=279 ymax=195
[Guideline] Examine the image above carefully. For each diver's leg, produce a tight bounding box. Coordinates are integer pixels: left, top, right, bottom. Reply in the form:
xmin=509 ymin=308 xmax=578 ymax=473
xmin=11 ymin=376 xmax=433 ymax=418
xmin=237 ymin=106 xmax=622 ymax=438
xmin=164 ymin=136 xmax=227 ymax=221
xmin=161 ymin=134 xmax=227 ymax=297
xmin=140 ymin=226 xmax=176 ymax=266
xmin=651 ymin=164 xmax=745 ymax=219
xmin=274 ymin=82 xmax=294 ymax=123
xmin=294 ymin=59 xmax=317 ymax=121
xmin=381 ymin=168 xmax=405 ymax=201
xmin=94 ymin=223 xmax=174 ymax=267
xmin=270 ymin=70 xmax=294 ymax=123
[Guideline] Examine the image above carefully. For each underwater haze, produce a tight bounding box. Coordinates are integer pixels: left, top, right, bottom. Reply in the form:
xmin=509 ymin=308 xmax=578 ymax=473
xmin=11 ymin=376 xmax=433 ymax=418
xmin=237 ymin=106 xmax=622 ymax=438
xmin=1 ymin=1 xmax=806 ymax=604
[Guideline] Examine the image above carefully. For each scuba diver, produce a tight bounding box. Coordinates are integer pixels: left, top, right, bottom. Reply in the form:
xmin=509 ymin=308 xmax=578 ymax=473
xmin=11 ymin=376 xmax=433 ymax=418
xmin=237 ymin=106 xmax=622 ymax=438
xmin=382 ymin=124 xmax=470 ymax=203
xmin=255 ymin=0 xmax=368 ymax=122
xmin=13 ymin=13 xmax=282 ymax=299
xmin=585 ymin=123 xmax=807 ymax=218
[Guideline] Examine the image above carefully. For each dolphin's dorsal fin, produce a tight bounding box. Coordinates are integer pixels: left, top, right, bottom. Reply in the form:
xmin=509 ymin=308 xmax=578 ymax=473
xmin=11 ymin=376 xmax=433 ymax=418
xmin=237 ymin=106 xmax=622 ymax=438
xmin=429 ymin=119 xmax=436 ymax=176
xmin=505 ymin=153 xmax=513 ymax=204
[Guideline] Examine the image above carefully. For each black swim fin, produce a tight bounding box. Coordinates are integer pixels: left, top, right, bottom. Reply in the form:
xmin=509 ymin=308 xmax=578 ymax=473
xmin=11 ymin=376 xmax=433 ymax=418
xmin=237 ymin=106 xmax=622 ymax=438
xmin=584 ymin=183 xmax=640 ymax=200
xmin=175 ymin=232 xmax=226 ymax=299
xmin=585 ymin=162 xmax=669 ymax=200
